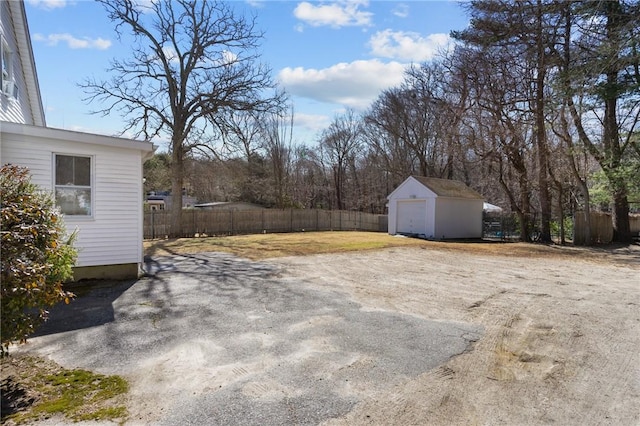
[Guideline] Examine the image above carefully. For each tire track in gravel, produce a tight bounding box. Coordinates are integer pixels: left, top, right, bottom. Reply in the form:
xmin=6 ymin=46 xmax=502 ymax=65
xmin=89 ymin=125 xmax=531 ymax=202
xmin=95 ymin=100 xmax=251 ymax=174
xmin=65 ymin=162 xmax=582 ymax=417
xmin=273 ymin=246 xmax=640 ymax=425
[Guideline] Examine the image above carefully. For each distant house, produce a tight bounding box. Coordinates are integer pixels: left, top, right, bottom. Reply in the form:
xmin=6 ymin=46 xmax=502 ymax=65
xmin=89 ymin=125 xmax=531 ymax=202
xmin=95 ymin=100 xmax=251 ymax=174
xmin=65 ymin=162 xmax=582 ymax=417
xmin=387 ymin=176 xmax=484 ymax=239
xmin=145 ymin=192 xmax=197 ymax=211
xmin=1 ymin=1 xmax=154 ymax=280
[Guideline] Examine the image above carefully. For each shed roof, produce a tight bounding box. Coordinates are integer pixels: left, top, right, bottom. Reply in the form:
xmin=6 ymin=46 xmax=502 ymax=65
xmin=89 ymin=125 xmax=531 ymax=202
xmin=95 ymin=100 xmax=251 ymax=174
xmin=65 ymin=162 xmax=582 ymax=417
xmin=411 ymin=176 xmax=484 ymax=200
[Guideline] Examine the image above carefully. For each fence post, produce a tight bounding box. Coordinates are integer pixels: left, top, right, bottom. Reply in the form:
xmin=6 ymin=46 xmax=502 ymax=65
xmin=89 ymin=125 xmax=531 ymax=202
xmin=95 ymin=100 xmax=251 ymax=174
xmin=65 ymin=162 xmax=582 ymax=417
xmin=151 ymin=210 xmax=155 ymax=240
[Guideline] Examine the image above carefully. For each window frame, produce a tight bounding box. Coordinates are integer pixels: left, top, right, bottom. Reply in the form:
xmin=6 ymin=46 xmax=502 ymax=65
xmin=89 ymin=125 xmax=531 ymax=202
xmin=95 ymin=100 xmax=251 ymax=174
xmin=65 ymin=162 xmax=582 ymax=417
xmin=1 ymin=35 xmax=16 ymax=99
xmin=53 ymin=153 xmax=94 ymax=218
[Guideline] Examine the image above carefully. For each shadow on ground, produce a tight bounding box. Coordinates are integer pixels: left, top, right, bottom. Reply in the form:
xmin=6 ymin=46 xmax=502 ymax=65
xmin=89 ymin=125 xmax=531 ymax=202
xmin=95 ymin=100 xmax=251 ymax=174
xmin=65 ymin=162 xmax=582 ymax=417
xmin=19 ymin=252 xmax=483 ymax=426
xmin=32 ymin=279 xmax=137 ymax=337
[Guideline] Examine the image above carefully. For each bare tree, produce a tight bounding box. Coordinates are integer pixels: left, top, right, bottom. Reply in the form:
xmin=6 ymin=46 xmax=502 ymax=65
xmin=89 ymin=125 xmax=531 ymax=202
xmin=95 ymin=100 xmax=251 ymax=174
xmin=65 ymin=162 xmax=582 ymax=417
xmin=453 ymin=0 xmax=568 ymax=243
xmin=82 ymin=0 xmax=284 ymax=236
xmin=456 ymin=44 xmax=538 ymax=241
xmin=289 ymin=145 xmax=329 ymax=209
xmin=260 ymin=108 xmax=294 ymax=208
xmin=319 ymin=110 xmax=362 ymax=210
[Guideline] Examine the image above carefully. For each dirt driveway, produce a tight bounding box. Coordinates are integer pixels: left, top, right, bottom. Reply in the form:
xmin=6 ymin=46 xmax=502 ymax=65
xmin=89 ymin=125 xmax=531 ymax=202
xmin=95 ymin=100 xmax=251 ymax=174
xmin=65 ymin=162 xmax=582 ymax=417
xmin=279 ymin=245 xmax=640 ymax=426
xmin=14 ymin=243 xmax=640 ymax=425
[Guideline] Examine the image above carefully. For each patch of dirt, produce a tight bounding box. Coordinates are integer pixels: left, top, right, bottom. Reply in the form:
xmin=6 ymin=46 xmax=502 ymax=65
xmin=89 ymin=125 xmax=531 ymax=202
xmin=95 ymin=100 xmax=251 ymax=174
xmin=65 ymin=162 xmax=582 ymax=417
xmin=1 ymin=356 xmax=52 ymax=423
xmin=275 ymin=244 xmax=640 ymax=425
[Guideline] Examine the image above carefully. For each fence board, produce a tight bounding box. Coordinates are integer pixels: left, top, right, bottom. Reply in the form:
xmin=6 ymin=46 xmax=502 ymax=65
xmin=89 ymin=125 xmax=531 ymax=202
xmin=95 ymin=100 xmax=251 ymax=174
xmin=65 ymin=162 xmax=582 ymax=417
xmin=574 ymin=211 xmax=640 ymax=244
xmin=144 ymin=209 xmax=388 ymax=239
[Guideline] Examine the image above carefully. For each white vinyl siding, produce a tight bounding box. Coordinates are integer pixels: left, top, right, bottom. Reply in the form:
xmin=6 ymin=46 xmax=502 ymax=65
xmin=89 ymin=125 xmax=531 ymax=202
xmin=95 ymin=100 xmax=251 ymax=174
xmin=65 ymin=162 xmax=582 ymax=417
xmin=434 ymin=197 xmax=483 ymax=239
xmin=0 ymin=1 xmax=37 ymax=124
xmin=64 ymin=145 xmax=144 ymax=267
xmin=1 ymin=124 xmax=151 ymax=268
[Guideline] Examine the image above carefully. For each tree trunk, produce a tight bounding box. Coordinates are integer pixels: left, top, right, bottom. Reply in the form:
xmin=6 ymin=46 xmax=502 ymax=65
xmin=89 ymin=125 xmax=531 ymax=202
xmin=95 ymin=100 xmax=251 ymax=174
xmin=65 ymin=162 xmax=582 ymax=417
xmin=576 ymin=180 xmax=592 ymax=245
xmin=603 ymin=1 xmax=631 ymax=243
xmin=611 ymin=178 xmax=631 ymax=243
xmin=169 ymin=143 xmax=184 ymax=238
xmin=603 ymin=88 xmax=631 ymax=243
xmin=555 ymin=181 xmax=565 ymax=245
xmin=535 ymin=0 xmax=552 ymax=243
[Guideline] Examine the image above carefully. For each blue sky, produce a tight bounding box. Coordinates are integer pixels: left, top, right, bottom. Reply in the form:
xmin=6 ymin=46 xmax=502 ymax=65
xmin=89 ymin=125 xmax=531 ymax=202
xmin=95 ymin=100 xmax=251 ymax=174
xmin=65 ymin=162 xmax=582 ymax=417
xmin=25 ymin=0 xmax=469 ymax=149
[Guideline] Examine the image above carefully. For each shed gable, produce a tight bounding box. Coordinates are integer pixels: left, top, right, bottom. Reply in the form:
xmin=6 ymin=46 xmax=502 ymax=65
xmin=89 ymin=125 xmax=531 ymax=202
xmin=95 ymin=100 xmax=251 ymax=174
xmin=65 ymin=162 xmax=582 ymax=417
xmin=387 ymin=176 xmax=437 ymax=200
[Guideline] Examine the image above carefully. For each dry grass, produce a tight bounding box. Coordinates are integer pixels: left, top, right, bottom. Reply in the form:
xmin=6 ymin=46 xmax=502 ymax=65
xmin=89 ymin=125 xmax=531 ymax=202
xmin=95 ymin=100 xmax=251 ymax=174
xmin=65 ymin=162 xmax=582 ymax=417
xmin=144 ymin=231 xmax=639 ymax=265
xmin=145 ymin=231 xmax=428 ymax=260
xmin=1 ymin=355 xmax=128 ymax=425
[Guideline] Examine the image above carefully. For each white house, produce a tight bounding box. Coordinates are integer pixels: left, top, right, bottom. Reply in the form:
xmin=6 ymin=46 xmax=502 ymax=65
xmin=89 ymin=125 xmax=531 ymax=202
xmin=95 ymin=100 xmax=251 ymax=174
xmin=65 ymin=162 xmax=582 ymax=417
xmin=1 ymin=1 xmax=154 ymax=280
xmin=387 ymin=176 xmax=484 ymax=239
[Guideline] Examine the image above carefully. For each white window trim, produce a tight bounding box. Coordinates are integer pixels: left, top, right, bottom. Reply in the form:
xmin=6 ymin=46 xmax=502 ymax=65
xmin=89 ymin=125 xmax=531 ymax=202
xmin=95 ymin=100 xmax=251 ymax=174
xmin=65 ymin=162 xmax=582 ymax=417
xmin=53 ymin=153 xmax=95 ymax=219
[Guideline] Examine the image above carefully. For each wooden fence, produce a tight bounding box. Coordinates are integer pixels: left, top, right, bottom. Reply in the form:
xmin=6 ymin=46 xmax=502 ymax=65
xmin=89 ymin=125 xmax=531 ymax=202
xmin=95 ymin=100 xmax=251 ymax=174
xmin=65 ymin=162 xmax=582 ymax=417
xmin=574 ymin=211 xmax=640 ymax=244
xmin=144 ymin=209 xmax=388 ymax=239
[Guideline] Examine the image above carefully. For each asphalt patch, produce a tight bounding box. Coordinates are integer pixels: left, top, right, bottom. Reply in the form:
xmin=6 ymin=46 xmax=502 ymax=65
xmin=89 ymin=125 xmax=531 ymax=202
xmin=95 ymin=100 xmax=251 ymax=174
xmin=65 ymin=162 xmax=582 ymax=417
xmin=19 ymin=252 xmax=483 ymax=425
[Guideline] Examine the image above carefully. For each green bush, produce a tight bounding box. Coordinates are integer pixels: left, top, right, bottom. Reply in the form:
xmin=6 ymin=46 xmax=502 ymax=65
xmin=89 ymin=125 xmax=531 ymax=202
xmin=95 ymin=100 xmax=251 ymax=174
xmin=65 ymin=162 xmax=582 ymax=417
xmin=1 ymin=165 xmax=77 ymax=354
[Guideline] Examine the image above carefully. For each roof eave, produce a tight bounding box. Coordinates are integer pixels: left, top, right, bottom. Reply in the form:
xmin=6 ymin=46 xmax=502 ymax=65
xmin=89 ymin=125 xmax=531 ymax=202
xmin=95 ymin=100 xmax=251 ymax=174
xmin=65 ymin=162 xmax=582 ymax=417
xmin=9 ymin=1 xmax=46 ymax=127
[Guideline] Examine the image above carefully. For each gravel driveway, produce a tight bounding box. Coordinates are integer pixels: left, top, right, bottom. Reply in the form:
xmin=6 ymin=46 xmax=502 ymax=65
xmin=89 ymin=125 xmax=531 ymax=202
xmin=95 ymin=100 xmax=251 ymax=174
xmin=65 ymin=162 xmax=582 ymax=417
xmin=20 ymin=251 xmax=483 ymax=425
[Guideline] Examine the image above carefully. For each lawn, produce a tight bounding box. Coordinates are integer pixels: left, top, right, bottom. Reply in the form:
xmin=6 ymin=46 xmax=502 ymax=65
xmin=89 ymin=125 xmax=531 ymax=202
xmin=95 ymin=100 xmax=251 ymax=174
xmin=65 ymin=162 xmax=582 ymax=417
xmin=143 ymin=231 xmax=623 ymax=262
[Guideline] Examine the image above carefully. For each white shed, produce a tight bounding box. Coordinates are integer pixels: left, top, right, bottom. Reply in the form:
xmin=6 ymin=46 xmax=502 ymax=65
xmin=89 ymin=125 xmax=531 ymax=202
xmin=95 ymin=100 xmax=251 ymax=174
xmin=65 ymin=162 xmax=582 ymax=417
xmin=387 ymin=176 xmax=484 ymax=239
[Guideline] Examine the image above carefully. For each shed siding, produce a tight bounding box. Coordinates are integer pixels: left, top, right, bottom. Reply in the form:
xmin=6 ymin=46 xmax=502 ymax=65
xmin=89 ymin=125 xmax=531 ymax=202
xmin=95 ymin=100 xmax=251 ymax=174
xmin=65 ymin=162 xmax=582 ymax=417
xmin=434 ymin=197 xmax=483 ymax=239
xmin=1 ymin=132 xmax=145 ymax=268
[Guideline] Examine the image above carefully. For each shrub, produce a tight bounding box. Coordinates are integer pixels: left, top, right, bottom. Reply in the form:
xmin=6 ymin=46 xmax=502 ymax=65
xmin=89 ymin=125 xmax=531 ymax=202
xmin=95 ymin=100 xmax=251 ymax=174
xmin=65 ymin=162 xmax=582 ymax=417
xmin=1 ymin=165 xmax=76 ymax=354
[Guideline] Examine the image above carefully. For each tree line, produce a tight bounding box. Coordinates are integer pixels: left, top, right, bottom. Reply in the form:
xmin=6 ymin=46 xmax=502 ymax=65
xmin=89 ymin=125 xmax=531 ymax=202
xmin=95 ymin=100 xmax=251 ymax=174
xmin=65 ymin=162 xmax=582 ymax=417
xmin=88 ymin=0 xmax=639 ymax=243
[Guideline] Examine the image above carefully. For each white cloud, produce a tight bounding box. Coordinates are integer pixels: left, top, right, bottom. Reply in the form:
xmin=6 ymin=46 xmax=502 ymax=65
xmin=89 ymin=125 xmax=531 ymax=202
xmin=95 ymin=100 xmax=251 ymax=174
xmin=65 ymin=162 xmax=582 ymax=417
xmin=26 ymin=0 xmax=69 ymax=10
xmin=279 ymin=59 xmax=407 ymax=110
xmin=294 ymin=113 xmax=332 ymax=133
xmin=245 ymin=0 xmax=265 ymax=7
xmin=369 ymin=30 xmax=451 ymax=62
xmin=221 ymin=50 xmax=238 ymax=65
xmin=293 ymin=0 xmax=373 ymax=28
xmin=392 ymin=4 xmax=409 ymax=18
xmin=32 ymin=33 xmax=112 ymax=50
xmin=161 ymin=46 xmax=179 ymax=63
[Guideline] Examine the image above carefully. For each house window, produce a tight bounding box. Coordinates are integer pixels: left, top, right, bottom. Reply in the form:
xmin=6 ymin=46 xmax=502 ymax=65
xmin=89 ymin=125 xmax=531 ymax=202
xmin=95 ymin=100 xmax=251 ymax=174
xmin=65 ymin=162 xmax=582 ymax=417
xmin=54 ymin=154 xmax=92 ymax=216
xmin=1 ymin=36 xmax=17 ymax=99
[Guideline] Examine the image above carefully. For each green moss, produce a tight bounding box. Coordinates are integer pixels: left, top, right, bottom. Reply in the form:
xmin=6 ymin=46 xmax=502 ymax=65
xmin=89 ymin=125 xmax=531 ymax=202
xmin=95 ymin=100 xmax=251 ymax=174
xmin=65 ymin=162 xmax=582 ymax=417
xmin=4 ymin=358 xmax=129 ymax=424
xmin=77 ymin=405 xmax=128 ymax=421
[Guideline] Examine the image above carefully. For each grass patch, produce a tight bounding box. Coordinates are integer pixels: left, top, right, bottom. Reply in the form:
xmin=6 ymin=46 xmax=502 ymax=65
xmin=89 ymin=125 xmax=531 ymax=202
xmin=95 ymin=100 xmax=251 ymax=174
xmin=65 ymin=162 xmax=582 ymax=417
xmin=1 ymin=355 xmax=129 ymax=425
xmin=144 ymin=231 xmax=432 ymax=259
xmin=143 ymin=231 xmax=636 ymax=265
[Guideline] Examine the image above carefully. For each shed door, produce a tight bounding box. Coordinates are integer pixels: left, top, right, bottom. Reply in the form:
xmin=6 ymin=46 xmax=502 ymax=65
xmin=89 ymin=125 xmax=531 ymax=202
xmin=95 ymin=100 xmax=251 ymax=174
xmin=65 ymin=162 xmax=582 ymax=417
xmin=396 ymin=200 xmax=427 ymax=235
